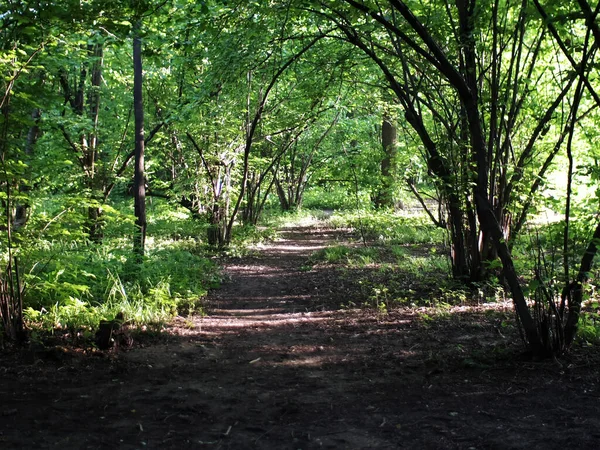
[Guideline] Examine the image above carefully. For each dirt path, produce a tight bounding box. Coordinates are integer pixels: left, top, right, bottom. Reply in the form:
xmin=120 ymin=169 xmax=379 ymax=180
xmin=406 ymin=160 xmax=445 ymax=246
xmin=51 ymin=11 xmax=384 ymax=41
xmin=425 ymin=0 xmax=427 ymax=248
xmin=2 ymin=226 xmax=600 ymax=449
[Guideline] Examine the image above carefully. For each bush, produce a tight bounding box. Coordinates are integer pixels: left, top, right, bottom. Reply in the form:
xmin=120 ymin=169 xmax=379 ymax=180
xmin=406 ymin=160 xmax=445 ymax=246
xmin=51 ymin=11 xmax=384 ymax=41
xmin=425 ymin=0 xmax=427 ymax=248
xmin=302 ymin=186 xmax=372 ymax=210
xmin=14 ymin=200 xmax=221 ymax=337
xmin=327 ymin=210 xmax=445 ymax=244
xmin=22 ymin=244 xmax=220 ymax=333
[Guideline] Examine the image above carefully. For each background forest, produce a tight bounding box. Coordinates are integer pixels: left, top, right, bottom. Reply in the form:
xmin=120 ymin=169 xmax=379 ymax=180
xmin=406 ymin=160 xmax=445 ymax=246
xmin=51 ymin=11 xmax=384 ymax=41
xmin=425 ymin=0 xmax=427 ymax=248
xmin=3 ymin=0 xmax=600 ymax=358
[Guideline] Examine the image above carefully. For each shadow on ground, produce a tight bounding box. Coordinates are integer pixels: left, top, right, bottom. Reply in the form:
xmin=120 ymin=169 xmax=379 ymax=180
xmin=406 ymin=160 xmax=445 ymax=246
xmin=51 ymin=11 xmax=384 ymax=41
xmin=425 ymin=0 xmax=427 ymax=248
xmin=1 ymin=227 xmax=600 ymax=449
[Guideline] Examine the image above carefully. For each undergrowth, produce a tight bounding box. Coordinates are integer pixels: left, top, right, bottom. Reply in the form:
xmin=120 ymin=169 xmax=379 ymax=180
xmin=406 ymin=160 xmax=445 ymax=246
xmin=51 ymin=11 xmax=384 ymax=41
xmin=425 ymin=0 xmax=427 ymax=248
xmin=307 ymin=241 xmax=488 ymax=311
xmin=6 ymin=199 xmax=600 ymax=350
xmin=324 ymin=210 xmax=445 ymax=245
xmin=20 ymin=243 xmax=221 ymax=336
xmin=3 ymin=198 xmax=290 ymax=343
xmin=1 ymin=200 xmax=225 ymax=343
xmin=222 ymin=224 xmax=280 ymax=257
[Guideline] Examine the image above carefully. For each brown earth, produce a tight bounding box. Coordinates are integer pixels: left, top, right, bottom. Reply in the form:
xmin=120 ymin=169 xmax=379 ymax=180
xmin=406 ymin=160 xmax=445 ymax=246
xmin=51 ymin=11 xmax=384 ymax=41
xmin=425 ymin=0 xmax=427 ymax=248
xmin=1 ymin=226 xmax=600 ymax=449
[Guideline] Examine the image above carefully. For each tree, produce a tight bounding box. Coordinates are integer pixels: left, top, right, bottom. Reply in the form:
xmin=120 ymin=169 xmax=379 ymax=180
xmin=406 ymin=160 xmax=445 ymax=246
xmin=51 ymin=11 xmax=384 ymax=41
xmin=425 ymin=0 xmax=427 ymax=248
xmin=306 ymin=0 xmax=599 ymax=355
xmin=273 ymin=107 xmax=341 ymax=211
xmin=530 ymin=0 xmax=600 ymax=348
xmin=157 ymin=1 xmax=340 ymax=244
xmin=132 ymin=17 xmax=146 ymax=258
xmin=374 ymin=108 xmax=398 ymax=209
xmin=57 ymin=32 xmax=106 ymax=241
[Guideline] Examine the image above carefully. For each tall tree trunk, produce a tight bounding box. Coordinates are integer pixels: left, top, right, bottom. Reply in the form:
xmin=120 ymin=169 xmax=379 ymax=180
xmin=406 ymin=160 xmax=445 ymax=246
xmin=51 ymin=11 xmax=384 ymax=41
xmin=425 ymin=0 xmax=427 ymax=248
xmin=14 ymin=108 xmax=40 ymax=227
xmin=455 ymin=0 xmax=543 ymax=353
xmin=86 ymin=41 xmax=104 ymax=242
xmin=274 ymin=173 xmax=291 ymax=211
xmin=133 ymin=20 xmax=146 ymax=258
xmin=374 ymin=113 xmax=397 ymax=209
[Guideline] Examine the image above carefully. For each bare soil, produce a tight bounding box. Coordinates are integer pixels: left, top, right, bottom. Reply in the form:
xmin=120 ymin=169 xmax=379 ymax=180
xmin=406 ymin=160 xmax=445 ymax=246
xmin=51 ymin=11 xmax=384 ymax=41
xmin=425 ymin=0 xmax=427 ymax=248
xmin=2 ymin=226 xmax=600 ymax=449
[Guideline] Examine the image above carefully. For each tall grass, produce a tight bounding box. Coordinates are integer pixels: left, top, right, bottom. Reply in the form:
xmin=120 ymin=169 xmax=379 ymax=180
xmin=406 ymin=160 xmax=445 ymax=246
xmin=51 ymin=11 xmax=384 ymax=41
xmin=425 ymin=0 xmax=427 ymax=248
xmin=9 ymin=200 xmax=221 ymax=337
xmin=326 ymin=209 xmax=445 ymax=245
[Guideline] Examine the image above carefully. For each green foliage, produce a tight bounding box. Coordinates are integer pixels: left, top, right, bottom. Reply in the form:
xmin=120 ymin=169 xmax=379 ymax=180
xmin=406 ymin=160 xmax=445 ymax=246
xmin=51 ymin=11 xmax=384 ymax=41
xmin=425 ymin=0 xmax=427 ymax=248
xmin=302 ymin=186 xmax=372 ymax=210
xmin=577 ymin=311 xmax=600 ymax=345
xmin=14 ymin=200 xmax=220 ymax=335
xmin=309 ymin=245 xmax=350 ymax=264
xmin=512 ymin=219 xmax=600 ymax=287
xmin=22 ymin=243 xmax=219 ymax=332
xmin=327 ymin=210 xmax=445 ymax=245
xmin=220 ymin=224 xmax=279 ymax=257
xmin=3 ymin=0 xmax=600 ymax=355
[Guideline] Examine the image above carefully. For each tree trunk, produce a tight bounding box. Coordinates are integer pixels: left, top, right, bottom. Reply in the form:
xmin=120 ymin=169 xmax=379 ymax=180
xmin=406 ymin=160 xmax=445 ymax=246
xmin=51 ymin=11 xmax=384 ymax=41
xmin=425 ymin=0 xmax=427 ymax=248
xmin=58 ymin=39 xmax=105 ymax=242
xmin=274 ymin=173 xmax=291 ymax=211
xmin=86 ymin=41 xmax=104 ymax=242
xmin=374 ymin=113 xmax=396 ymax=209
xmin=14 ymin=108 xmax=40 ymax=227
xmin=133 ymin=20 xmax=146 ymax=258
xmin=455 ymin=1 xmax=543 ymax=353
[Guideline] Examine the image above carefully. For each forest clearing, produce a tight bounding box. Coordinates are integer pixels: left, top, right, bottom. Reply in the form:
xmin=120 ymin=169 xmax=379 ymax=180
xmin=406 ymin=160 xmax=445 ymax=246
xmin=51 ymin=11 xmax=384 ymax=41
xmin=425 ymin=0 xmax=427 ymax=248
xmin=4 ymin=0 xmax=600 ymax=448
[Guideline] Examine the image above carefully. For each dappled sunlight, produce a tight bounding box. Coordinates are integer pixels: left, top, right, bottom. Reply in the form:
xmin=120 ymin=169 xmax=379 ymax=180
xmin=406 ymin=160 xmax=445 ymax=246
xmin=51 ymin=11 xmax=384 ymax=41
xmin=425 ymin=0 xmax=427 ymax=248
xmin=205 ymin=312 xmax=334 ymax=325
xmin=167 ymin=225 xmax=528 ymax=423
xmin=225 ymin=265 xmax=289 ymax=274
xmin=447 ymin=299 xmax=513 ymax=314
xmin=264 ymin=243 xmax=330 ymax=253
xmin=220 ymin=272 xmax=299 ymax=281
xmin=186 ymin=309 xmax=438 ymax=371
xmin=276 ymin=354 xmax=341 ymax=367
xmin=13 ymin=217 xmax=589 ymax=450
xmin=212 ymin=294 xmax=313 ymax=304
xmin=198 ymin=310 xmax=345 ymax=328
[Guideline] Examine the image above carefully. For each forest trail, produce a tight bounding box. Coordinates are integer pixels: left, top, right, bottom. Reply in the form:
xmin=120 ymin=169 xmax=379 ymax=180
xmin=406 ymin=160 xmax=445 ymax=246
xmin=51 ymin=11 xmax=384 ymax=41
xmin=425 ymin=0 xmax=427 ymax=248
xmin=2 ymin=226 xmax=600 ymax=449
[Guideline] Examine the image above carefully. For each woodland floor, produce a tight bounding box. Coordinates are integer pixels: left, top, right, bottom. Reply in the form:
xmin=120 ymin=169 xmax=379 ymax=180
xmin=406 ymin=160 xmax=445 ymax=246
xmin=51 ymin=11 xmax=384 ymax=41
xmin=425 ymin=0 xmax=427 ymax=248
xmin=2 ymin=226 xmax=600 ymax=449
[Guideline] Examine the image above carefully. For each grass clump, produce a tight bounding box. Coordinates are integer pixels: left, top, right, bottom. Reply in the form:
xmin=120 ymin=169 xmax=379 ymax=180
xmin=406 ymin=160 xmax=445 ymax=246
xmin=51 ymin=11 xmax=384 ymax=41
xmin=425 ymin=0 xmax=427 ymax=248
xmin=9 ymin=201 xmax=222 ymax=343
xmin=210 ymin=224 xmax=281 ymax=258
xmin=327 ymin=210 xmax=445 ymax=245
xmin=302 ymin=208 xmax=504 ymax=312
xmin=21 ymin=244 xmax=220 ymax=336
